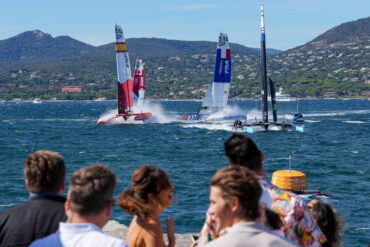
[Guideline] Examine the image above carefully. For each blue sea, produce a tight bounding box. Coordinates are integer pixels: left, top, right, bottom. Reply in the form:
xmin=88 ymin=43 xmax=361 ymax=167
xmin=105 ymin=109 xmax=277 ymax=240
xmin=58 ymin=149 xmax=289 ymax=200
xmin=0 ymin=99 xmax=369 ymax=246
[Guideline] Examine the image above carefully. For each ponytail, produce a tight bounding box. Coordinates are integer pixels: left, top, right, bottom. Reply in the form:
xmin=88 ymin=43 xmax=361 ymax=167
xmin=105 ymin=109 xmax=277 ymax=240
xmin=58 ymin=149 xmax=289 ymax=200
xmin=117 ymin=188 xmax=151 ymax=220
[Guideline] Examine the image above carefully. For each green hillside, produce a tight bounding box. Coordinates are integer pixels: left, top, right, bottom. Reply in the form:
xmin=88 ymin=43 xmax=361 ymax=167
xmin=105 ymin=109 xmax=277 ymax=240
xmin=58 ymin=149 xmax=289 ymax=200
xmin=0 ymin=17 xmax=369 ymax=100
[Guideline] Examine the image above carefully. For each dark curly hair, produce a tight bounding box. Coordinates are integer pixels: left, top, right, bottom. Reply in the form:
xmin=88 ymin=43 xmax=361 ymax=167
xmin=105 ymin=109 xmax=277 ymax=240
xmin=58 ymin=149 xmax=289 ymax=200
xmin=311 ymin=202 xmax=342 ymax=247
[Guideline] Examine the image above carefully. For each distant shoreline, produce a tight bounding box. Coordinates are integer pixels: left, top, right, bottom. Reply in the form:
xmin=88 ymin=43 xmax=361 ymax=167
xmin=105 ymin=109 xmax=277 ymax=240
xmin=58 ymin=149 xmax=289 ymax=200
xmin=1 ymin=97 xmax=369 ymax=103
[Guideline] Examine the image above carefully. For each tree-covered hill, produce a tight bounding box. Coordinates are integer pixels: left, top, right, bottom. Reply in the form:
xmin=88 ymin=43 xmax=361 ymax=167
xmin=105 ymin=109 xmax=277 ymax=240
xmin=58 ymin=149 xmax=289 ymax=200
xmin=309 ymin=16 xmax=370 ymax=48
xmin=0 ymin=17 xmax=369 ymax=100
xmin=0 ymin=30 xmax=94 ymax=61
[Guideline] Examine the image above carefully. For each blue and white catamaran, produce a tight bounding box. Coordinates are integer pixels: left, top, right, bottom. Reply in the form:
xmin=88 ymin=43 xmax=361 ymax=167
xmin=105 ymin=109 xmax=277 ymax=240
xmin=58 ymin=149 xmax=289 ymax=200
xmin=179 ymin=33 xmax=245 ymax=121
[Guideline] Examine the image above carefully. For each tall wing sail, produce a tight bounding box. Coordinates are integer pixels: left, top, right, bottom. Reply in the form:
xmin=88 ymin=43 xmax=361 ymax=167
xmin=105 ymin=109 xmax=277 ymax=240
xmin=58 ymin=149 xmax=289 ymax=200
xmin=212 ymin=33 xmax=231 ymax=112
xmin=115 ymin=24 xmax=133 ymax=114
xmin=260 ymin=4 xmax=268 ymax=123
xmin=133 ymin=59 xmax=145 ymax=105
xmin=199 ymin=84 xmax=213 ymax=115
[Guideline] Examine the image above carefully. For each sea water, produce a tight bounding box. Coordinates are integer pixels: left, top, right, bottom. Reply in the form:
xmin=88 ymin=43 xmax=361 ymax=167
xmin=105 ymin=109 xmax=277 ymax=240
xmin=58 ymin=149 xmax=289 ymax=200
xmin=0 ymin=99 xmax=369 ymax=246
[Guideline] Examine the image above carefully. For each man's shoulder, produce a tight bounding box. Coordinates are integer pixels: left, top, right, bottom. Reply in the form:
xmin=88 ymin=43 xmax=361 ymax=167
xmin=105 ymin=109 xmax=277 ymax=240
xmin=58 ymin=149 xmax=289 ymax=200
xmin=205 ymin=223 xmax=297 ymax=247
xmin=264 ymin=182 xmax=304 ymax=206
xmin=78 ymin=229 xmax=128 ymax=247
xmin=30 ymin=230 xmax=128 ymax=247
xmin=28 ymin=195 xmax=66 ymax=204
xmin=30 ymin=233 xmax=62 ymax=247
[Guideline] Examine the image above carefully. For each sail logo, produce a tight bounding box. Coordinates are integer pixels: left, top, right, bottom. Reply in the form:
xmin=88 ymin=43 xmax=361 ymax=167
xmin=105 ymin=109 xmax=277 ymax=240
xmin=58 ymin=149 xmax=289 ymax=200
xmin=139 ymin=77 xmax=144 ymax=87
xmin=116 ymin=42 xmax=128 ymax=53
xmin=224 ymin=60 xmax=230 ymax=75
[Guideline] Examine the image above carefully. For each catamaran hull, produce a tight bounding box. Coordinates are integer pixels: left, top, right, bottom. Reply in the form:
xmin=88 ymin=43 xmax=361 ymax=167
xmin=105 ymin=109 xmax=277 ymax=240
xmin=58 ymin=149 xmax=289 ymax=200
xmin=234 ymin=122 xmax=304 ymax=133
xmin=180 ymin=114 xmax=246 ymax=121
xmin=97 ymin=112 xmax=152 ymax=125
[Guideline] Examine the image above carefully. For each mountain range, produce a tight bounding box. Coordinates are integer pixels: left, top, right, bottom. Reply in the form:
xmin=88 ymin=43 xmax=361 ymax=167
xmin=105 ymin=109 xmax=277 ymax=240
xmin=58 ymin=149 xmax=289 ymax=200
xmin=0 ymin=16 xmax=369 ymax=100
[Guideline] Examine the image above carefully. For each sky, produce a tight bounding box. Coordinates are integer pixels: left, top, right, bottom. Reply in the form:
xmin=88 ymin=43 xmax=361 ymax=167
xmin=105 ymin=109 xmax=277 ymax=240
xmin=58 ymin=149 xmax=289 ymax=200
xmin=1 ymin=0 xmax=369 ymax=51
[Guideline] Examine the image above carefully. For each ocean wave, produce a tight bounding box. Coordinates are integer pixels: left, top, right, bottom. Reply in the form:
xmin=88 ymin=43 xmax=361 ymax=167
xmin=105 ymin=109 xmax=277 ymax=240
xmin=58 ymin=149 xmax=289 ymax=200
xmin=0 ymin=204 xmax=16 ymax=207
xmin=343 ymin=121 xmax=365 ymax=124
xmin=181 ymin=122 xmax=234 ymax=132
xmin=355 ymin=227 xmax=370 ymax=231
xmin=304 ymin=120 xmax=321 ymax=123
xmin=304 ymin=109 xmax=370 ymax=117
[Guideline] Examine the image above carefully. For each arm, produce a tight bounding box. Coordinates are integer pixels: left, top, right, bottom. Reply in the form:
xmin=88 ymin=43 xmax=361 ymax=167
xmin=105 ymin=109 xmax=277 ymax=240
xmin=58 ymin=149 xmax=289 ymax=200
xmin=279 ymin=193 xmax=326 ymax=247
xmin=144 ymin=217 xmax=175 ymax=247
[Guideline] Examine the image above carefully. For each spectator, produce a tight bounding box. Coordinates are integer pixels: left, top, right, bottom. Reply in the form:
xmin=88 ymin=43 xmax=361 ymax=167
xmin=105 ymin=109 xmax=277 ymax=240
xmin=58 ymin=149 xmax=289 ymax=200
xmin=0 ymin=150 xmax=67 ymax=247
xmin=117 ymin=165 xmax=175 ymax=247
xmin=198 ymin=134 xmax=326 ymax=247
xmin=308 ymin=199 xmax=342 ymax=247
xmin=203 ymin=166 xmax=296 ymax=247
xmin=30 ymin=164 xmax=128 ymax=247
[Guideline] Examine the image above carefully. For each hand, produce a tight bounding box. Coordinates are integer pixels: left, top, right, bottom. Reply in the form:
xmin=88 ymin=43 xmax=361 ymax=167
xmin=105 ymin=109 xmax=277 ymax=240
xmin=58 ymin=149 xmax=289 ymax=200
xmin=190 ymin=242 xmax=198 ymax=247
xmin=166 ymin=215 xmax=175 ymax=247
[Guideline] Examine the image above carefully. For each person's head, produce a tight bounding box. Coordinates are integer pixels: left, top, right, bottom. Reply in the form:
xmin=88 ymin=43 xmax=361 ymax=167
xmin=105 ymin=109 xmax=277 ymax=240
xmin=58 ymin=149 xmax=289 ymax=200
xmin=67 ymin=164 xmax=117 ymax=221
xmin=224 ymin=134 xmax=264 ymax=173
xmin=263 ymin=208 xmax=283 ymax=230
xmin=117 ymin=165 xmax=174 ymax=220
xmin=24 ymin=150 xmax=66 ymax=194
xmin=208 ymin=166 xmax=262 ymax=232
xmin=308 ymin=199 xmax=341 ymax=247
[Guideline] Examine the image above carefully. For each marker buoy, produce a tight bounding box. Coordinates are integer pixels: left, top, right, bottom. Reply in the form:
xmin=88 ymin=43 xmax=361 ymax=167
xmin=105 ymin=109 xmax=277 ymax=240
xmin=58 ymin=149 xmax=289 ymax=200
xmin=271 ymin=170 xmax=308 ymax=191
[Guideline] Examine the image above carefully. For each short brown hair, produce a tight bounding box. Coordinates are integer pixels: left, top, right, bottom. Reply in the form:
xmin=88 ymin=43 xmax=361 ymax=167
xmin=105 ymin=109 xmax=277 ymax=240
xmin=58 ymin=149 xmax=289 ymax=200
xmin=210 ymin=166 xmax=262 ymax=220
xmin=24 ymin=150 xmax=66 ymax=193
xmin=69 ymin=164 xmax=117 ymax=216
xmin=224 ymin=134 xmax=263 ymax=171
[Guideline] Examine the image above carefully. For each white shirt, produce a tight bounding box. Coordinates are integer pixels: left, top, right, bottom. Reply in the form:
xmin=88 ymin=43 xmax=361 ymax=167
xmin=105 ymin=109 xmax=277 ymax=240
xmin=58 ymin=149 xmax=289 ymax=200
xmin=204 ymin=221 xmax=297 ymax=247
xmin=30 ymin=222 xmax=128 ymax=247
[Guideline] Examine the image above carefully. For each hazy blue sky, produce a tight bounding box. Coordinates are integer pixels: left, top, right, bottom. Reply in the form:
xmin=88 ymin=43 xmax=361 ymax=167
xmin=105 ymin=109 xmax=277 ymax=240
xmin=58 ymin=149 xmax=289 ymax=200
xmin=1 ymin=0 xmax=369 ymax=50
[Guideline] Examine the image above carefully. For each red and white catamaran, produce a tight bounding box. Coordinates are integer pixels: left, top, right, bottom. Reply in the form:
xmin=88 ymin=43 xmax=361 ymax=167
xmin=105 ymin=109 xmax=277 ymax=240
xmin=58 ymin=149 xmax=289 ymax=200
xmin=133 ymin=59 xmax=145 ymax=106
xmin=97 ymin=25 xmax=151 ymax=125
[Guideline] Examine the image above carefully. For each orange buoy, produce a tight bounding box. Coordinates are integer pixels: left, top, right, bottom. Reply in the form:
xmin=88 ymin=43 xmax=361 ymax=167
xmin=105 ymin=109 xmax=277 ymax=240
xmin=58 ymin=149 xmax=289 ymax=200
xmin=271 ymin=170 xmax=308 ymax=191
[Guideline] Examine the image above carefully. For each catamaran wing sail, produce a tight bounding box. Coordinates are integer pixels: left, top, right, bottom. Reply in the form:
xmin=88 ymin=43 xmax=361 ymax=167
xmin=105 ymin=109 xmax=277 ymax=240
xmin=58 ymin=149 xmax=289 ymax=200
xmin=260 ymin=4 xmax=268 ymax=124
xmin=212 ymin=33 xmax=231 ymax=112
xmin=133 ymin=59 xmax=145 ymax=105
xmin=199 ymin=84 xmax=213 ymax=115
xmin=115 ymin=25 xmax=133 ymax=114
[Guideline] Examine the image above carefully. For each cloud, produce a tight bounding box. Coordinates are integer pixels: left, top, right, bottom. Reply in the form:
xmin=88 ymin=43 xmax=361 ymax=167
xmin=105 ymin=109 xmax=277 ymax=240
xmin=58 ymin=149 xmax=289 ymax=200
xmin=166 ymin=4 xmax=215 ymax=11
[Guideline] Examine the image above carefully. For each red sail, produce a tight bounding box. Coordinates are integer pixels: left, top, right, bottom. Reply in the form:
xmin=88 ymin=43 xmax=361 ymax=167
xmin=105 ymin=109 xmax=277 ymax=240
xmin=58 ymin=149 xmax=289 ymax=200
xmin=117 ymin=80 xmax=133 ymax=114
xmin=133 ymin=63 xmax=145 ymax=98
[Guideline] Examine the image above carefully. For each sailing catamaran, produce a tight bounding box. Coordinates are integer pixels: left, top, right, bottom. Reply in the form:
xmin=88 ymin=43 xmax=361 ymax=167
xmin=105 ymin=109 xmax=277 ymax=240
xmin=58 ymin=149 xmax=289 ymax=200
xmin=234 ymin=4 xmax=303 ymax=133
xmin=133 ymin=59 xmax=145 ymax=106
xmin=97 ymin=25 xmax=151 ymax=125
xmin=179 ymin=33 xmax=245 ymax=121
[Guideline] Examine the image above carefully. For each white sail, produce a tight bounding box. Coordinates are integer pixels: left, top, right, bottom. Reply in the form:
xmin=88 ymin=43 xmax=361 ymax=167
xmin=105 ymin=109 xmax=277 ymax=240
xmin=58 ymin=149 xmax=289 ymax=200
xmin=199 ymin=84 xmax=213 ymax=115
xmin=212 ymin=33 xmax=231 ymax=112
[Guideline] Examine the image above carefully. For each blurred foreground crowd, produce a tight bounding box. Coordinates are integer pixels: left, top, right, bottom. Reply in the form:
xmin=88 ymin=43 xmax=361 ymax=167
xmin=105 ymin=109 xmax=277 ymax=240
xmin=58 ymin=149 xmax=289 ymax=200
xmin=0 ymin=134 xmax=341 ymax=247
